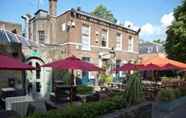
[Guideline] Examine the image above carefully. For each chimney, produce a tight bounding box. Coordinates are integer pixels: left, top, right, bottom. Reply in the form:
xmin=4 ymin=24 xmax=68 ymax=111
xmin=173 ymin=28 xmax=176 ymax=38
xmin=48 ymin=0 xmax=57 ymax=44
xmin=49 ymin=0 xmax=57 ymax=17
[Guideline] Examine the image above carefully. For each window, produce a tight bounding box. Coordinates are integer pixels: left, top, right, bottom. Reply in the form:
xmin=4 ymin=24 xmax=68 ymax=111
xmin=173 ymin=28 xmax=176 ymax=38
xmin=116 ymin=33 xmax=122 ymax=50
xmin=61 ymin=23 xmax=66 ymax=31
xmin=38 ymin=30 xmax=45 ymax=42
xmin=36 ymin=62 xmax=41 ymax=79
xmin=101 ymin=29 xmax=108 ymax=47
xmin=147 ymin=47 xmax=153 ymax=53
xmin=128 ymin=36 xmax=134 ymax=52
xmin=81 ymin=25 xmax=91 ymax=50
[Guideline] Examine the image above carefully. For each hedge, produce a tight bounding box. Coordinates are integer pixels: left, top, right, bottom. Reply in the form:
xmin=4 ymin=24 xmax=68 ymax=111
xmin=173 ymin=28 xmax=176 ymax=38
xmin=27 ymin=95 xmax=126 ymax=118
xmin=76 ymin=85 xmax=93 ymax=95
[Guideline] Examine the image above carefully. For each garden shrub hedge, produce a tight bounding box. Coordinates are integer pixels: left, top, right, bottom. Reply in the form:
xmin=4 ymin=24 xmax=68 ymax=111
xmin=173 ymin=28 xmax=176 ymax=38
xmin=76 ymin=85 xmax=93 ymax=94
xmin=27 ymin=95 xmax=127 ymax=118
xmin=159 ymin=87 xmax=186 ymax=102
xmin=159 ymin=88 xmax=176 ymax=102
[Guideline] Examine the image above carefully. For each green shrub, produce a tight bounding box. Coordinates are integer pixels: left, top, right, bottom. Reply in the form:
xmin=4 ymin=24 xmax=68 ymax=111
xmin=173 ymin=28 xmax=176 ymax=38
xmin=179 ymin=87 xmax=186 ymax=96
xmin=125 ymin=72 xmax=144 ymax=106
xmin=76 ymin=85 xmax=93 ymax=94
xmin=159 ymin=88 xmax=176 ymax=102
xmin=99 ymin=74 xmax=113 ymax=85
xmin=27 ymin=95 xmax=126 ymax=118
xmin=174 ymin=88 xmax=182 ymax=98
xmin=53 ymin=70 xmax=71 ymax=85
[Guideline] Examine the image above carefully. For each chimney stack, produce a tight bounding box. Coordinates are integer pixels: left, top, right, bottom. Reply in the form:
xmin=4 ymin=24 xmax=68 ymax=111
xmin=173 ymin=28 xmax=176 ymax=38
xmin=49 ymin=0 xmax=57 ymax=17
xmin=48 ymin=0 xmax=57 ymax=44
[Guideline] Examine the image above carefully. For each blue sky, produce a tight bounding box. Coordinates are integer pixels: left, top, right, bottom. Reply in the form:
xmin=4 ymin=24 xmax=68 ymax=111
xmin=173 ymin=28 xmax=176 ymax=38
xmin=0 ymin=0 xmax=182 ymax=41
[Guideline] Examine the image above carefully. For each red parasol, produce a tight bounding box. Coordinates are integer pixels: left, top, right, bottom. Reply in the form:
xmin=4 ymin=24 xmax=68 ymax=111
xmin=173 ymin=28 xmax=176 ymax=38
xmin=112 ymin=63 xmax=144 ymax=72
xmin=0 ymin=54 xmax=34 ymax=70
xmin=138 ymin=63 xmax=161 ymax=71
xmin=42 ymin=56 xmax=101 ymax=71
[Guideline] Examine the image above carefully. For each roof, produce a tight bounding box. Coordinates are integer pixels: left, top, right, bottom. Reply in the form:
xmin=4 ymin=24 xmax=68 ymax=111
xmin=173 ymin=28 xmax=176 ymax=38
xmin=34 ymin=9 xmax=48 ymax=15
xmin=140 ymin=41 xmax=163 ymax=46
xmin=0 ymin=20 xmax=21 ymax=26
xmin=0 ymin=28 xmax=34 ymax=47
xmin=59 ymin=8 xmax=140 ymax=34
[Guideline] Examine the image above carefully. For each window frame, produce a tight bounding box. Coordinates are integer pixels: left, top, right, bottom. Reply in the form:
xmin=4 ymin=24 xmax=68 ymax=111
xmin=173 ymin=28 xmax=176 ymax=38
xmin=81 ymin=24 xmax=91 ymax=51
xmin=100 ymin=29 xmax=109 ymax=48
xmin=128 ymin=36 xmax=134 ymax=52
xmin=38 ymin=30 xmax=45 ymax=42
xmin=115 ymin=32 xmax=122 ymax=50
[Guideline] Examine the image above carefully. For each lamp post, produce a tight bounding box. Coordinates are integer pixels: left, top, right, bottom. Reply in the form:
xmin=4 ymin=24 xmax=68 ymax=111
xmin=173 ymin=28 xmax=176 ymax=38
xmin=109 ymin=47 xmax=117 ymax=81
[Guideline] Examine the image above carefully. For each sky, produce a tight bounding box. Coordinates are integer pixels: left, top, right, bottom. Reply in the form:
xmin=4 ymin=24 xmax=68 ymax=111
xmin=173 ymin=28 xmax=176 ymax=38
xmin=0 ymin=0 xmax=182 ymax=41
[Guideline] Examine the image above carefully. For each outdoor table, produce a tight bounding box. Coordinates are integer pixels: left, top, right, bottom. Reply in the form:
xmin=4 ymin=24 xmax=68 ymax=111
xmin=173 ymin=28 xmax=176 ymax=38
xmin=1 ymin=88 xmax=16 ymax=101
xmin=1 ymin=88 xmax=16 ymax=92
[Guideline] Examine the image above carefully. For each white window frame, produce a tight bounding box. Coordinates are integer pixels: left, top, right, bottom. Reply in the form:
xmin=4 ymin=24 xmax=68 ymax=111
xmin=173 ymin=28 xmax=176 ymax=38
xmin=38 ymin=30 xmax=45 ymax=42
xmin=116 ymin=32 xmax=122 ymax=50
xmin=61 ymin=23 xmax=66 ymax=31
xmin=81 ymin=25 xmax=91 ymax=51
xmin=101 ymin=29 xmax=109 ymax=48
xmin=128 ymin=36 xmax=134 ymax=52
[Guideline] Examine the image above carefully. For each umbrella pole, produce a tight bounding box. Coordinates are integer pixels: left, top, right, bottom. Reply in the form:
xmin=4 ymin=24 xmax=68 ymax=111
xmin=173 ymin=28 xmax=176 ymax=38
xmin=70 ymin=69 xmax=74 ymax=103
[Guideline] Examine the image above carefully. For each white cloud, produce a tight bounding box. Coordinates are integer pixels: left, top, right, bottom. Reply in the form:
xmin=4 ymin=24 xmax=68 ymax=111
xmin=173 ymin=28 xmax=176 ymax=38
xmin=140 ymin=23 xmax=166 ymax=41
xmin=140 ymin=12 xmax=174 ymax=41
xmin=141 ymin=23 xmax=154 ymax=35
xmin=161 ymin=12 xmax=174 ymax=27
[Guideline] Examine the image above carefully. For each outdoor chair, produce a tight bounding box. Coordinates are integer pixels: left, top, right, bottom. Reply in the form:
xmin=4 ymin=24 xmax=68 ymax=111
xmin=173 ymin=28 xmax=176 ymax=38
xmin=45 ymin=100 xmax=57 ymax=111
xmin=85 ymin=92 xmax=100 ymax=102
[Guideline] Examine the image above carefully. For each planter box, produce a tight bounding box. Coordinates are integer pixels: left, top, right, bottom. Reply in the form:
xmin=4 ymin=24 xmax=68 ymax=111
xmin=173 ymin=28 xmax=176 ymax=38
xmin=159 ymin=96 xmax=186 ymax=112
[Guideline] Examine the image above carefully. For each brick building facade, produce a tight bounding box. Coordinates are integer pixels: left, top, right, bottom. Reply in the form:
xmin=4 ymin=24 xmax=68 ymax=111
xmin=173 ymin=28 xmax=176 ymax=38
xmin=28 ymin=0 xmax=140 ymax=68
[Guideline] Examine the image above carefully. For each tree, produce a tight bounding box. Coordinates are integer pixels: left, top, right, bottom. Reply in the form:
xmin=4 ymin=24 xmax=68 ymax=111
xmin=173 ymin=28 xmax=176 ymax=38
xmin=91 ymin=5 xmax=117 ymax=23
xmin=165 ymin=0 xmax=186 ymax=63
xmin=153 ymin=39 xmax=162 ymax=44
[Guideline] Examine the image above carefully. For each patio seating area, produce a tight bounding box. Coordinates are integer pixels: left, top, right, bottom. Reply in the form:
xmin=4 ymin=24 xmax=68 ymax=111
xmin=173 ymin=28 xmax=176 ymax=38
xmin=0 ymin=54 xmax=186 ymax=118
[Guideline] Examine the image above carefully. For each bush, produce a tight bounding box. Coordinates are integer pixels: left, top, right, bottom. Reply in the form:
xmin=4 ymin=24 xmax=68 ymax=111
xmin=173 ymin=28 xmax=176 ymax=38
xmin=53 ymin=70 xmax=71 ymax=85
xmin=159 ymin=88 xmax=176 ymax=102
xmin=99 ymin=74 xmax=113 ymax=85
xmin=125 ymin=72 xmax=144 ymax=106
xmin=76 ymin=85 xmax=93 ymax=94
xmin=27 ymin=95 xmax=126 ymax=118
xmin=179 ymin=87 xmax=186 ymax=96
xmin=174 ymin=88 xmax=182 ymax=98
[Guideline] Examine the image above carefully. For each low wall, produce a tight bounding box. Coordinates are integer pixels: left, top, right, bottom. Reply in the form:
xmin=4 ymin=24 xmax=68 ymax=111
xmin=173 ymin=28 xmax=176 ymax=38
xmin=100 ymin=102 xmax=152 ymax=118
xmin=159 ymin=96 xmax=186 ymax=112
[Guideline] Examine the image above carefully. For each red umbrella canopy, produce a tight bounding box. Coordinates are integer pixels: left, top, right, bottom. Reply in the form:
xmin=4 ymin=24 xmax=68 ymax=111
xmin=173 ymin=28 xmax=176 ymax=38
xmin=142 ymin=56 xmax=186 ymax=69
xmin=138 ymin=63 xmax=161 ymax=71
xmin=0 ymin=54 xmax=34 ymax=70
xmin=42 ymin=56 xmax=101 ymax=71
xmin=113 ymin=63 xmax=144 ymax=72
xmin=160 ymin=63 xmax=184 ymax=70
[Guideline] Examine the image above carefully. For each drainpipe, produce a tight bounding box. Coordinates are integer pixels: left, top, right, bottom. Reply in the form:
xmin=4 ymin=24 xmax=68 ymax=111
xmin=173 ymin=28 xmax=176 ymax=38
xmin=21 ymin=15 xmax=30 ymax=40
